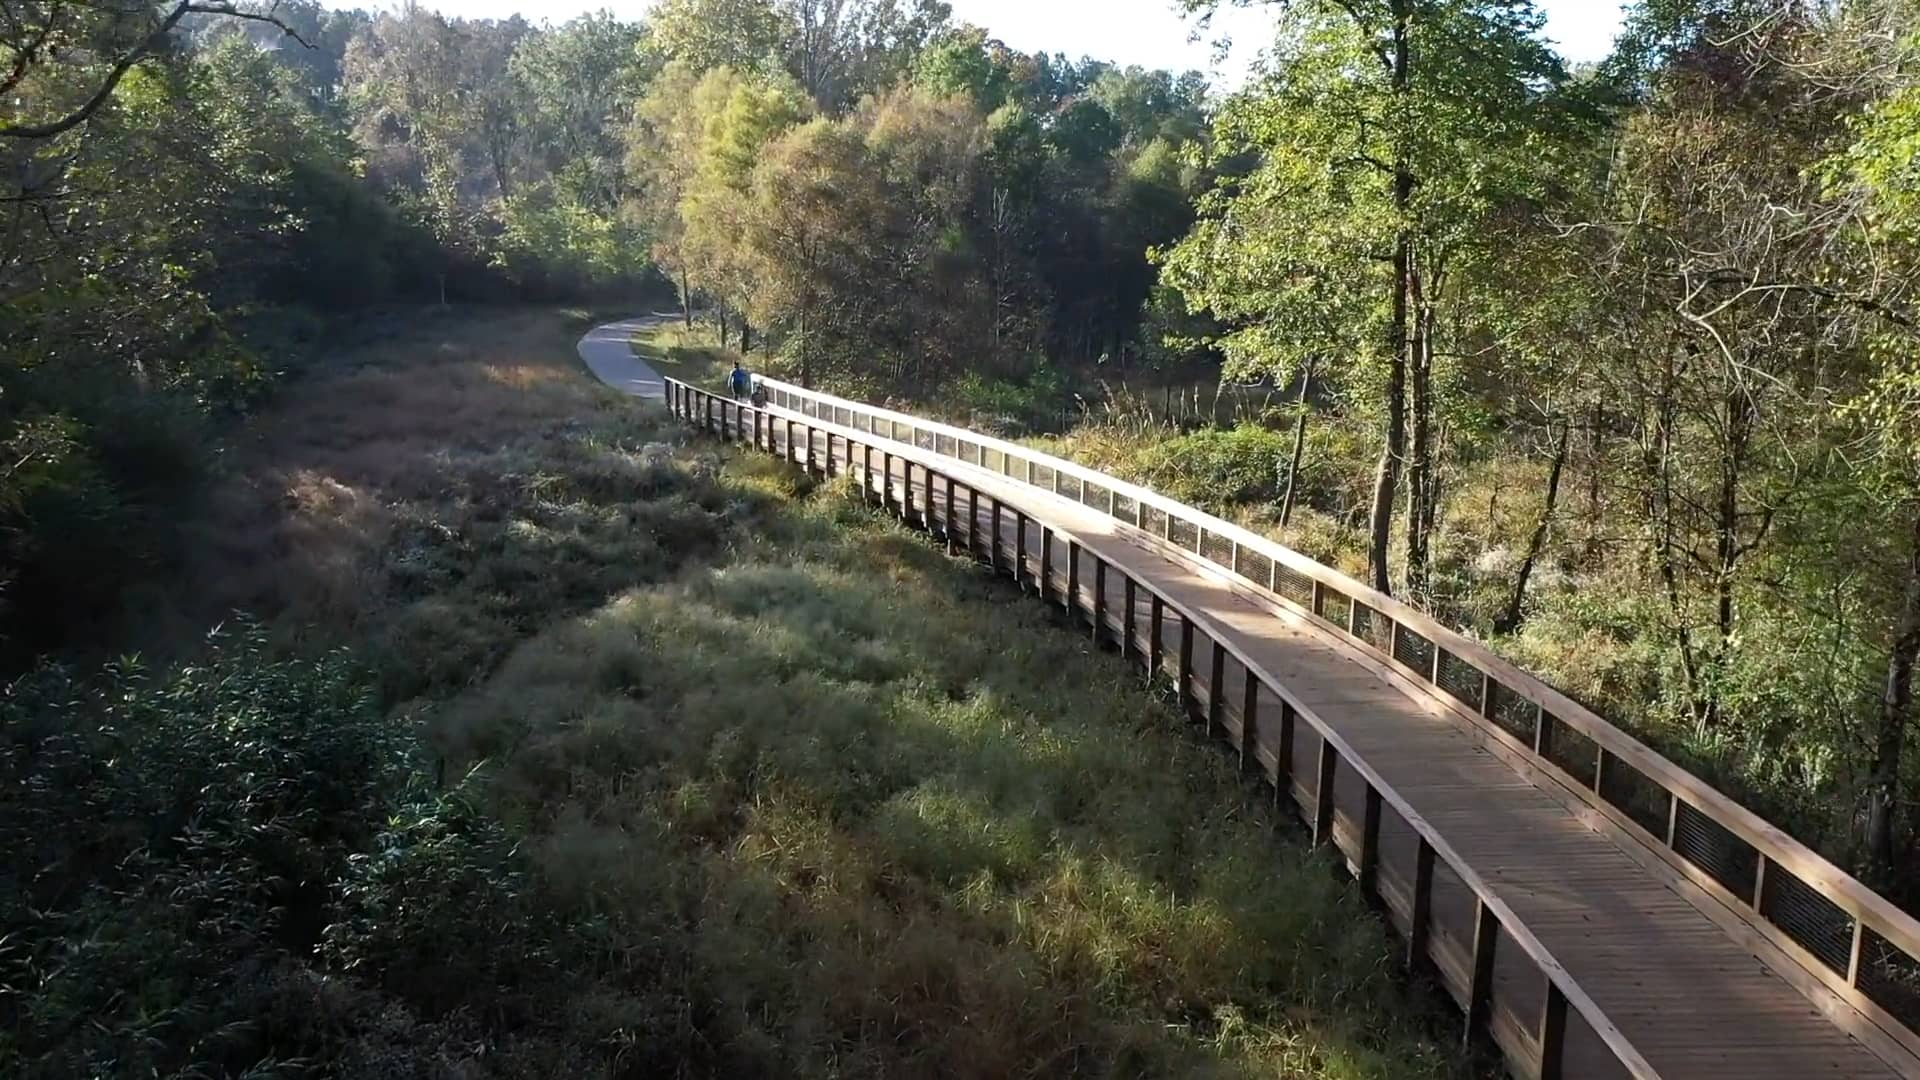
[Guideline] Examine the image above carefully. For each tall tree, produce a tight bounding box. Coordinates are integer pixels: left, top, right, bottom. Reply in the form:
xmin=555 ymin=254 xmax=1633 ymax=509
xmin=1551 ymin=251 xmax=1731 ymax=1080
xmin=1173 ymin=0 xmax=1580 ymax=596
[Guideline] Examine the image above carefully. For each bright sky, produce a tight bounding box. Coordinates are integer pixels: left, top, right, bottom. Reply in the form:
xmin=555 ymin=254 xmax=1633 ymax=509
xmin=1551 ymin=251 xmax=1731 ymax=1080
xmin=321 ymin=1 xmax=1627 ymax=86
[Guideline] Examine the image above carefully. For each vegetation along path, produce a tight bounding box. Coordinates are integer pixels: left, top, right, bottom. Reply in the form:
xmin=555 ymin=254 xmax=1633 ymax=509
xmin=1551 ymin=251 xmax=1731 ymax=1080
xmin=665 ymin=368 xmax=1920 ymax=1080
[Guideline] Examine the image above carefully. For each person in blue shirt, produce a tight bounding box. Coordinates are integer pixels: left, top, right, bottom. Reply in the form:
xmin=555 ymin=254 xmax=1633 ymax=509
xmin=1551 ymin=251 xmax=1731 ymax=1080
xmin=730 ymin=361 xmax=751 ymax=400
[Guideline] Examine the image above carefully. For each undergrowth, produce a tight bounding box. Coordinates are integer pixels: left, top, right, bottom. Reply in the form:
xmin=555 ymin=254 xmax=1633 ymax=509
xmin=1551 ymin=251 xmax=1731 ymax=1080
xmin=0 ymin=309 xmax=1470 ymax=1078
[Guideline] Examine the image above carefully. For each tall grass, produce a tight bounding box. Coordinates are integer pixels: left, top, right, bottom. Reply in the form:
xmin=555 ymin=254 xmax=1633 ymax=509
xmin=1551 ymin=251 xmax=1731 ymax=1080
xmin=4 ymin=309 xmax=1473 ymax=1078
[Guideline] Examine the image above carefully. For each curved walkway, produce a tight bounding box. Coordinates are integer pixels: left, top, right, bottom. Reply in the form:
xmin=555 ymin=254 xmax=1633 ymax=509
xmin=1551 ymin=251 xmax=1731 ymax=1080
xmin=577 ymin=313 xmax=673 ymax=400
xmin=652 ymin=372 xmax=1920 ymax=1080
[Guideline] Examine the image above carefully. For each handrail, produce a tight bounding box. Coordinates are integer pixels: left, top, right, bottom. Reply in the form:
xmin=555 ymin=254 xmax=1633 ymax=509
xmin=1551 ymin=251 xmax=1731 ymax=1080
xmin=664 ymin=377 xmax=1661 ymax=1078
xmin=753 ymin=374 xmax=1920 ymax=1062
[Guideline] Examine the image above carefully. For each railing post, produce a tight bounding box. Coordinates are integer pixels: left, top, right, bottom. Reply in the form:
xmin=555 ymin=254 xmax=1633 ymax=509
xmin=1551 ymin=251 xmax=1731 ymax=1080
xmin=1122 ymin=577 xmax=1137 ymax=662
xmin=806 ymin=425 xmax=818 ymax=475
xmin=1149 ymin=594 xmax=1164 ymax=681
xmin=1207 ymin=642 xmax=1226 ymax=739
xmin=942 ymin=475 xmax=955 ymax=552
xmin=1360 ymin=786 xmax=1382 ymax=895
xmin=989 ymin=501 xmax=1002 ymax=572
xmin=1092 ymin=558 xmax=1107 ymax=643
xmin=1240 ymin=673 xmax=1259 ymax=775
xmin=903 ymin=460 xmax=915 ymax=521
xmin=1850 ymin=917 xmax=1866 ymax=987
xmin=1040 ymin=530 xmax=1053 ymax=605
xmin=1409 ymin=839 xmax=1434 ymax=970
xmin=882 ymin=452 xmax=896 ymax=512
xmin=1466 ymin=901 xmax=1499 ymax=1046
xmin=1067 ymin=540 xmax=1081 ymax=616
xmin=1313 ymin=739 xmax=1337 ymax=846
xmin=1178 ymin=616 xmax=1194 ymax=716
xmin=1538 ymin=983 xmax=1569 ymax=1080
xmin=705 ymin=395 xmax=714 ymax=432
xmin=1276 ymin=702 xmax=1295 ymax=806
xmin=968 ymin=486 xmax=980 ymax=558
xmin=1016 ymin=512 xmax=1028 ymax=590
xmin=786 ymin=418 xmax=797 ymax=463
xmin=754 ymin=409 xmax=764 ymax=450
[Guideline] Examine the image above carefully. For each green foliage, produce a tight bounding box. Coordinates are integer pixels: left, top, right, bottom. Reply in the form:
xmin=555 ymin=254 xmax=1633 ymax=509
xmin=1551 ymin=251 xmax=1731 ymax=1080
xmin=0 ymin=631 xmax=404 ymax=1077
xmin=647 ymin=0 xmax=791 ymax=76
xmin=1132 ymin=424 xmax=1294 ymax=508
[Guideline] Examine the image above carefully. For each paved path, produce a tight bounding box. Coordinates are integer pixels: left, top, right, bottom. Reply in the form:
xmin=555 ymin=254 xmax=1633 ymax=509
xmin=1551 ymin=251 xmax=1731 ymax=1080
xmin=577 ymin=314 xmax=673 ymax=401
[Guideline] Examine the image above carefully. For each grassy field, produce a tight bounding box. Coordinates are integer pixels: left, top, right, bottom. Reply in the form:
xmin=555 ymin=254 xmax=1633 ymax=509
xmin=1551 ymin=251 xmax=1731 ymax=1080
xmin=4 ymin=308 xmax=1474 ymax=1078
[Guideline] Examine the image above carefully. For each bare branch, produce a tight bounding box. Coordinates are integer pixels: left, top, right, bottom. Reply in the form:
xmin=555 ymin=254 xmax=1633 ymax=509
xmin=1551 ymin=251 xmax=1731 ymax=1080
xmin=0 ymin=1 xmax=310 ymax=141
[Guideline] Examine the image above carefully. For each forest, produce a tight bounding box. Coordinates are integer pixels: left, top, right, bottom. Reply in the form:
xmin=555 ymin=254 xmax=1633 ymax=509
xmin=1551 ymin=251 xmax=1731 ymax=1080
xmin=4 ymin=0 xmax=1920 ymax=1076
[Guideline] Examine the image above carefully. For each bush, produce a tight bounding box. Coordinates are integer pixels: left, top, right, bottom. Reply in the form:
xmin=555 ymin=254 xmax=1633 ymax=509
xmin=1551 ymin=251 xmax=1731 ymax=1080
xmin=0 ymin=629 xmax=406 ymax=1077
xmin=1131 ymin=423 xmax=1293 ymax=510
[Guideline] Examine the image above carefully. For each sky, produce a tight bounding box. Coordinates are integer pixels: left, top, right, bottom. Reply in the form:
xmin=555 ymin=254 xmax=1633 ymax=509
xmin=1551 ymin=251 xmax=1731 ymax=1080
xmin=320 ymin=1 xmax=1628 ymax=87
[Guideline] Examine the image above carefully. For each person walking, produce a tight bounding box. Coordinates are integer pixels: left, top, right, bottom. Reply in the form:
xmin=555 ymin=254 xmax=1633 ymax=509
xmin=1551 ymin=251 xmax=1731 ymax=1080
xmin=730 ymin=361 xmax=752 ymax=401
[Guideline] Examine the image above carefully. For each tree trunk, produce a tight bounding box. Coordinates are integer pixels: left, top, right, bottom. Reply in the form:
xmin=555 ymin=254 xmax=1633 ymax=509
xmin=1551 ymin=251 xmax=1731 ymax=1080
xmin=1368 ymin=4 xmax=1413 ymax=597
xmin=680 ymin=270 xmax=693 ymax=328
xmin=1280 ymin=358 xmax=1316 ymax=528
xmin=719 ymin=312 xmax=731 ymax=349
xmin=1496 ymin=420 xmax=1570 ymax=636
xmin=1868 ymin=509 xmax=1920 ymax=884
xmin=741 ymin=318 xmax=753 ymax=355
xmin=1406 ymin=284 xmax=1434 ymax=598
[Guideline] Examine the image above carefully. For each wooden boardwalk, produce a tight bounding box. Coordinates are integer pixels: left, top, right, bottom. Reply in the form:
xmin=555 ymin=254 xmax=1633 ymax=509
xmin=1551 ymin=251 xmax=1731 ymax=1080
xmin=667 ymin=377 xmax=1920 ymax=1080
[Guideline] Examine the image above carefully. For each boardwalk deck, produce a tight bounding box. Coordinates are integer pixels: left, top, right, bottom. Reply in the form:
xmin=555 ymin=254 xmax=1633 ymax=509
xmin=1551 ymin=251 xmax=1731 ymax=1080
xmin=673 ymin=379 xmax=1920 ymax=1080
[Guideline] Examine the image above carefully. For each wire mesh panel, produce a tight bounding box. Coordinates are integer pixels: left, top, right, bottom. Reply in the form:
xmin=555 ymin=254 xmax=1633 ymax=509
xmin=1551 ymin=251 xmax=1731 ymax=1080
xmin=1317 ymin=587 xmax=1352 ymax=630
xmin=1392 ymin=625 xmax=1435 ymax=679
xmin=1239 ymin=549 xmax=1274 ymax=595
xmin=1860 ymin=928 xmax=1920 ymax=1032
xmin=1274 ymin=564 xmax=1314 ymax=607
xmin=1032 ymin=463 xmax=1056 ymax=490
xmin=1483 ymin=680 xmax=1538 ymax=746
xmin=1597 ymin=752 xmax=1668 ymax=837
xmin=1061 ymin=473 xmax=1084 ymax=503
xmin=1169 ymin=516 xmax=1200 ymax=551
xmin=1435 ymin=650 xmax=1483 ymax=709
xmin=1671 ymin=800 xmax=1760 ymax=902
xmin=1350 ymin=603 xmax=1394 ymax=653
xmin=1760 ymin=864 xmax=1855 ymax=975
xmin=1113 ymin=493 xmax=1138 ymax=524
xmin=916 ymin=429 xmax=936 ymax=452
xmin=1081 ymin=480 xmax=1109 ymax=513
xmin=1541 ymin=714 xmax=1598 ymax=789
xmin=1141 ymin=504 xmax=1169 ymax=538
xmin=983 ymin=447 xmax=1004 ymax=473
xmin=1200 ymin=530 xmax=1235 ymax=570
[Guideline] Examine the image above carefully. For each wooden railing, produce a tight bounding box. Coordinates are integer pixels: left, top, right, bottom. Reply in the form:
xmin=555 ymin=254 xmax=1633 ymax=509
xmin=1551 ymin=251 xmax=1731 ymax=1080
xmin=731 ymin=374 xmax=1920 ymax=1069
xmin=668 ymin=376 xmax=1662 ymax=1079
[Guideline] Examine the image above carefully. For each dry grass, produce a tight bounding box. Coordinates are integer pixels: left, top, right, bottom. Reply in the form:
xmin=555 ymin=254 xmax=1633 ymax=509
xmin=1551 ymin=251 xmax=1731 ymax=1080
xmin=106 ymin=308 xmax=1471 ymax=1078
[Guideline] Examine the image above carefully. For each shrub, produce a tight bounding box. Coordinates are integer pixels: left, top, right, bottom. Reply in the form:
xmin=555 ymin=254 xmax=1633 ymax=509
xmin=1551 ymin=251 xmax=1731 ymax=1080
xmin=1131 ymin=423 xmax=1293 ymax=510
xmin=0 ymin=629 xmax=405 ymax=1077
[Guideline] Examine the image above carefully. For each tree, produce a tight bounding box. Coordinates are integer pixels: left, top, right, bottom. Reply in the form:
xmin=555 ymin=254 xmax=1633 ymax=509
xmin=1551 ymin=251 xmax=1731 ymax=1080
xmin=1172 ymin=0 xmax=1582 ymax=596
xmin=682 ymin=71 xmax=812 ymax=340
xmin=1 ymin=0 xmax=310 ymax=139
xmin=784 ymin=0 xmax=951 ymax=110
xmin=648 ymin=0 xmax=791 ymax=76
xmin=510 ymin=12 xmax=646 ymax=213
